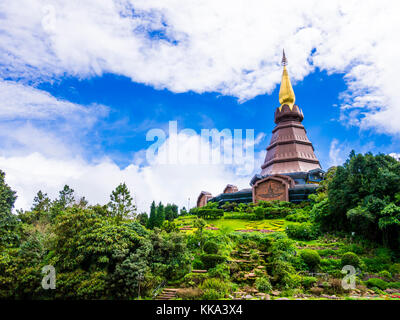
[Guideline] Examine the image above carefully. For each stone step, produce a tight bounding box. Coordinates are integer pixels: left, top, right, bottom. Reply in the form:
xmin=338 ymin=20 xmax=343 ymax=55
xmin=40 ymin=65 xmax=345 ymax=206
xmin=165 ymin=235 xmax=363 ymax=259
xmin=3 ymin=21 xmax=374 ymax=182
xmin=192 ymin=269 xmax=207 ymax=273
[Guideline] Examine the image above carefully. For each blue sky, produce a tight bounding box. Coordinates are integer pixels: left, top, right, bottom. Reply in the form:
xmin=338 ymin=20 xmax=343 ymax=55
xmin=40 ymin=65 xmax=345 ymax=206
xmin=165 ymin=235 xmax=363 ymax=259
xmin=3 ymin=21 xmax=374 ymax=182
xmin=36 ymin=69 xmax=395 ymax=169
xmin=1 ymin=0 xmax=399 ymax=212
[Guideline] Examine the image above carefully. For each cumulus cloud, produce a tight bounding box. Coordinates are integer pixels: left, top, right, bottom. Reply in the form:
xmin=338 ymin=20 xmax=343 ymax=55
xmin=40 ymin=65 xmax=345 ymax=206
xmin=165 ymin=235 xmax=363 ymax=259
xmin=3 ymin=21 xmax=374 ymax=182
xmin=0 ymin=131 xmax=264 ymax=212
xmin=1 ymin=0 xmax=400 ymax=133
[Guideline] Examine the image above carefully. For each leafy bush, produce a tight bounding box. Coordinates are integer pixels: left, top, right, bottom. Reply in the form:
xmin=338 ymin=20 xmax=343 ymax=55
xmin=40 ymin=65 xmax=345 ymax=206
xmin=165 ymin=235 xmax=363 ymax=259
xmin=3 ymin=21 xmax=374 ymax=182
xmin=208 ymin=264 xmax=229 ymax=280
xmin=365 ymin=278 xmax=387 ymax=290
xmin=203 ymin=241 xmax=219 ymax=254
xmin=202 ymin=288 xmax=223 ymax=300
xmin=183 ymin=273 xmax=208 ymax=286
xmin=301 ymin=276 xmax=317 ymax=289
xmin=300 ymin=250 xmax=321 ymax=270
xmin=387 ymin=281 xmax=400 ymax=289
xmin=192 ymin=258 xmax=204 ymax=270
xmin=255 ymin=276 xmax=272 ymax=293
xmin=194 ymin=208 xmax=224 ymax=219
xmin=199 ymin=278 xmax=230 ymax=298
xmin=341 ymin=252 xmax=361 ymax=268
xmin=389 ymin=263 xmax=400 ymax=276
xmin=286 ymin=223 xmax=318 ymax=241
xmin=224 ymin=212 xmax=258 ymax=220
xmin=200 ymin=254 xmax=226 ymax=269
xmin=319 ymin=258 xmax=341 ymax=272
xmin=285 ymin=210 xmax=310 ymax=223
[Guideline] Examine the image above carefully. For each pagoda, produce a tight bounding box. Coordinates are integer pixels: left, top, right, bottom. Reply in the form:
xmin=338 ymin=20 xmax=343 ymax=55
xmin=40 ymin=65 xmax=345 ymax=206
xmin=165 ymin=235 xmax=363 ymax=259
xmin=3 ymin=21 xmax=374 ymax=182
xmin=197 ymin=51 xmax=324 ymax=207
xmin=251 ymin=50 xmax=324 ymax=203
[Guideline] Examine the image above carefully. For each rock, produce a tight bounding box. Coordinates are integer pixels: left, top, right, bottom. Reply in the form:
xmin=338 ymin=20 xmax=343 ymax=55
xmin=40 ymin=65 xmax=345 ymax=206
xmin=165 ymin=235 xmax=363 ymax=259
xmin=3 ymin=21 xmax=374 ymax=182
xmin=276 ymin=297 xmax=289 ymax=300
xmin=244 ymin=294 xmax=254 ymax=299
xmin=271 ymin=290 xmax=281 ymax=296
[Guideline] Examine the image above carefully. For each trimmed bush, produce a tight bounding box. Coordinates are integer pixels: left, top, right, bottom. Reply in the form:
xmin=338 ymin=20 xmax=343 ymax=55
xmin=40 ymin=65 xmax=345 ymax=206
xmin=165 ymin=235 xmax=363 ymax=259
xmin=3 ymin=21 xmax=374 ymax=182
xmin=203 ymin=241 xmax=219 ymax=254
xmin=195 ymin=208 xmax=224 ymax=219
xmin=365 ymin=278 xmax=387 ymax=290
xmin=255 ymin=276 xmax=272 ymax=293
xmin=200 ymin=254 xmax=226 ymax=269
xmin=286 ymin=223 xmax=318 ymax=241
xmin=300 ymin=249 xmax=321 ymax=270
xmin=341 ymin=252 xmax=361 ymax=268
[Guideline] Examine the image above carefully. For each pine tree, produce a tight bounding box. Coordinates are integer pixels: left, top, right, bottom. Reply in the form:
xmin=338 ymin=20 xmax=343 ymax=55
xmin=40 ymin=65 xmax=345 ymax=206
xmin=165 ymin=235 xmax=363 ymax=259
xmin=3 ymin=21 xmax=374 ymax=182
xmin=155 ymin=202 xmax=165 ymax=228
xmin=108 ymin=183 xmax=136 ymax=221
xmin=147 ymin=201 xmax=157 ymax=229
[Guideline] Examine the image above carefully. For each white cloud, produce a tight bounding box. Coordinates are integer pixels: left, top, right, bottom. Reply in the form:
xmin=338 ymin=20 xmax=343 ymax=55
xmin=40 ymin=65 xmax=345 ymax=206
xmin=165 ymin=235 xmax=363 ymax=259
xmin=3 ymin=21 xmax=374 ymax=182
xmin=1 ymin=1 xmax=400 ymax=133
xmin=0 ymin=131 xmax=259 ymax=213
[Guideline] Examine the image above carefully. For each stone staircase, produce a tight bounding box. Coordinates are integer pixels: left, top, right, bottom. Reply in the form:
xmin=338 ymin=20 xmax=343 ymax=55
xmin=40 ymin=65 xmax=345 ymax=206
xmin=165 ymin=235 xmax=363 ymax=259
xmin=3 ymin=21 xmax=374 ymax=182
xmin=156 ymin=288 xmax=178 ymax=300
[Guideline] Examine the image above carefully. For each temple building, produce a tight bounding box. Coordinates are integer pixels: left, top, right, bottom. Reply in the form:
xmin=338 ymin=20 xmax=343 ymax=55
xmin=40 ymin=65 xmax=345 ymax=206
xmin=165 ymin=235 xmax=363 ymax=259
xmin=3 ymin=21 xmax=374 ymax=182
xmin=197 ymin=51 xmax=324 ymax=207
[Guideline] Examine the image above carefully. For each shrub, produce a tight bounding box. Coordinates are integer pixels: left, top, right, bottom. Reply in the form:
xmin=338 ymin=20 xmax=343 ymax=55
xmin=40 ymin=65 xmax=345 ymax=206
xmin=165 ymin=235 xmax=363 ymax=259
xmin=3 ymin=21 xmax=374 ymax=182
xmin=199 ymin=278 xmax=230 ymax=298
xmin=208 ymin=264 xmax=229 ymax=280
xmin=255 ymin=276 xmax=272 ymax=293
xmin=341 ymin=252 xmax=361 ymax=268
xmin=286 ymin=223 xmax=318 ymax=241
xmin=176 ymin=288 xmax=203 ymax=300
xmin=195 ymin=208 xmax=224 ymax=219
xmin=202 ymin=288 xmax=223 ymax=300
xmin=192 ymin=258 xmax=204 ymax=270
xmin=183 ymin=273 xmax=208 ymax=286
xmin=300 ymin=250 xmax=321 ymax=270
xmin=378 ymin=270 xmax=392 ymax=280
xmin=285 ymin=211 xmax=310 ymax=223
xmin=365 ymin=278 xmax=387 ymax=290
xmin=387 ymin=281 xmax=400 ymax=289
xmin=301 ymin=276 xmax=317 ymax=289
xmin=200 ymin=254 xmax=226 ymax=269
xmin=203 ymin=241 xmax=219 ymax=254
xmin=327 ymin=278 xmax=346 ymax=294
xmin=389 ymin=263 xmax=400 ymax=276
xmin=310 ymin=287 xmax=323 ymax=296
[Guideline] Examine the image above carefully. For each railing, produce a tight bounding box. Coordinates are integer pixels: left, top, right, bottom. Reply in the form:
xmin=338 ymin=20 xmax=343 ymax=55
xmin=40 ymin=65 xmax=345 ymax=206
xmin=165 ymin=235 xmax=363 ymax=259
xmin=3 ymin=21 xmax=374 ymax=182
xmin=152 ymin=280 xmax=167 ymax=299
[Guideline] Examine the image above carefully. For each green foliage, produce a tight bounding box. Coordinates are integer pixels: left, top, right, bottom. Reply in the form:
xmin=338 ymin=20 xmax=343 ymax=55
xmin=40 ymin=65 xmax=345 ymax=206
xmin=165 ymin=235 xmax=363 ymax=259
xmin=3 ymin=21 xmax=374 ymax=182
xmin=147 ymin=201 xmax=157 ymax=229
xmin=286 ymin=223 xmax=318 ymax=241
xmin=255 ymin=276 xmax=272 ymax=293
xmin=365 ymin=278 xmax=387 ymax=290
xmin=285 ymin=210 xmax=310 ymax=222
xmin=200 ymin=254 xmax=226 ymax=270
xmin=208 ymin=264 xmax=229 ymax=280
xmin=108 ymin=183 xmax=136 ymax=221
xmin=341 ymin=252 xmax=361 ymax=268
xmin=194 ymin=208 xmax=224 ymax=219
xmin=300 ymin=249 xmax=321 ymax=270
xmin=203 ymin=241 xmax=219 ymax=254
xmin=325 ymin=152 xmax=400 ymax=247
xmin=161 ymin=220 xmax=178 ymax=233
xmin=301 ymin=276 xmax=317 ymax=289
xmin=0 ymin=170 xmax=19 ymax=248
xmin=183 ymin=272 xmax=208 ymax=286
xmin=199 ymin=278 xmax=230 ymax=299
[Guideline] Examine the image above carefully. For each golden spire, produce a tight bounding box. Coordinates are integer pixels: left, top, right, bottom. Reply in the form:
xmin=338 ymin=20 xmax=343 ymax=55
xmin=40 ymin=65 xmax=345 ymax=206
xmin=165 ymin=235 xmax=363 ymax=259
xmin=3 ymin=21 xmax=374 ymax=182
xmin=279 ymin=49 xmax=295 ymax=110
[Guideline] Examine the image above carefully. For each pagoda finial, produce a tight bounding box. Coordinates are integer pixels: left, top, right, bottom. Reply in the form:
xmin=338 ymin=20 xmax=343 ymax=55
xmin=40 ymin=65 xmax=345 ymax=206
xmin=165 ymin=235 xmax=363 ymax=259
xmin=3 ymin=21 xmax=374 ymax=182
xmin=278 ymin=49 xmax=295 ymax=110
xmin=281 ymin=49 xmax=288 ymax=66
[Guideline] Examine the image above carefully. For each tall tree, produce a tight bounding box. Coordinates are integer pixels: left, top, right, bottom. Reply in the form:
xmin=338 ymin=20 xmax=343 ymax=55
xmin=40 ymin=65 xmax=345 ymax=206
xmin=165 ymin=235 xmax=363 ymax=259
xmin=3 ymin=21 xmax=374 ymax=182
xmin=31 ymin=190 xmax=51 ymax=213
xmin=0 ymin=169 xmax=17 ymax=215
xmin=147 ymin=201 xmax=157 ymax=229
xmin=155 ymin=202 xmax=165 ymax=228
xmin=0 ymin=169 xmax=18 ymax=247
xmin=108 ymin=183 xmax=136 ymax=221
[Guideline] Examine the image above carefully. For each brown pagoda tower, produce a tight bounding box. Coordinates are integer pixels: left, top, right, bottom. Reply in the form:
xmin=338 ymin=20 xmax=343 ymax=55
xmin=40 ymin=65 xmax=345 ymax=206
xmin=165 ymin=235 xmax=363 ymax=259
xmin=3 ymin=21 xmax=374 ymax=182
xmin=252 ymin=50 xmax=323 ymax=203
